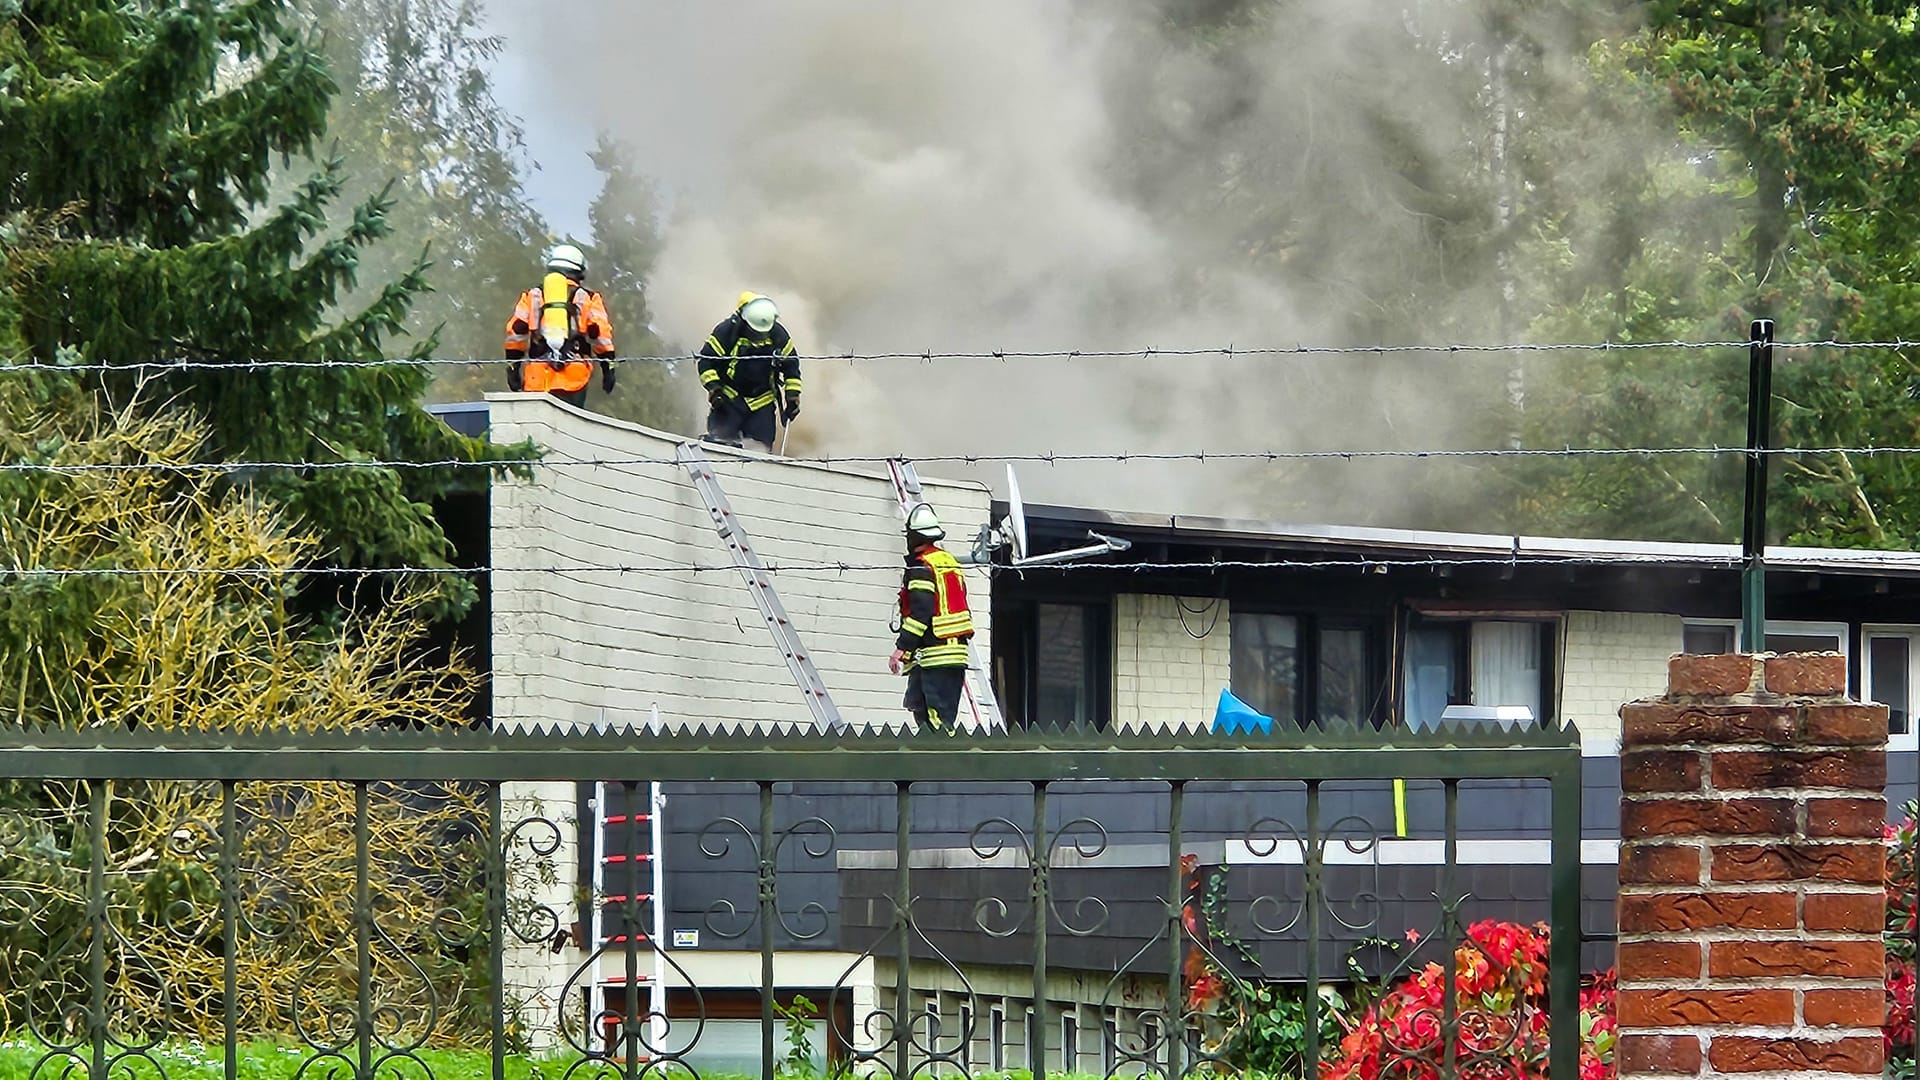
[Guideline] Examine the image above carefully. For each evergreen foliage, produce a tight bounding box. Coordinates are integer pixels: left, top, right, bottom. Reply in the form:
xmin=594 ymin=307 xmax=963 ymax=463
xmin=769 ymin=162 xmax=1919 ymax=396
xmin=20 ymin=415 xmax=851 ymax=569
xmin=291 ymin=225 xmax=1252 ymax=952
xmin=0 ymin=0 xmax=531 ymax=613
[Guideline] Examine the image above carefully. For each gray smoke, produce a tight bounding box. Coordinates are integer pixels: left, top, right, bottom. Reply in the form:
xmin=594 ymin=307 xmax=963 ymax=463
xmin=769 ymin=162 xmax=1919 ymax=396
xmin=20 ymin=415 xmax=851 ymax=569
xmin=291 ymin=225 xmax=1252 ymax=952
xmin=512 ymin=0 xmax=1622 ymax=526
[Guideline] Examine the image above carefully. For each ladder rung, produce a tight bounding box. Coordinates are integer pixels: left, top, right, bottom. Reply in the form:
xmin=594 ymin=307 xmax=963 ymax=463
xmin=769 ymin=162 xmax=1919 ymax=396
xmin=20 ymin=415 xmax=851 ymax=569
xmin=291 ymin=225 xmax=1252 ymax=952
xmin=600 ymin=815 xmax=652 ymax=825
xmin=603 ymin=854 xmax=655 ymax=864
xmin=599 ymin=894 xmax=654 ymax=904
xmin=600 ymin=935 xmax=654 ymax=946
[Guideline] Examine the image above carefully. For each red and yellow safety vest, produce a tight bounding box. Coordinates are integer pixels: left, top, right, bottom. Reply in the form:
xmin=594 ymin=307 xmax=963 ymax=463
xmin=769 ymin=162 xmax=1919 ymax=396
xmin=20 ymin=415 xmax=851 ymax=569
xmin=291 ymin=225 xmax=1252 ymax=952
xmin=898 ymin=548 xmax=973 ymax=668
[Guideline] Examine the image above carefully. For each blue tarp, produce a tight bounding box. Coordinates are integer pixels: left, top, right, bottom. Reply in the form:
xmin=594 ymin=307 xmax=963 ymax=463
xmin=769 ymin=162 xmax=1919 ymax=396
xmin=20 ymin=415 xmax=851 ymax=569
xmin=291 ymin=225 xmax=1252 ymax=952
xmin=1211 ymin=688 xmax=1273 ymax=735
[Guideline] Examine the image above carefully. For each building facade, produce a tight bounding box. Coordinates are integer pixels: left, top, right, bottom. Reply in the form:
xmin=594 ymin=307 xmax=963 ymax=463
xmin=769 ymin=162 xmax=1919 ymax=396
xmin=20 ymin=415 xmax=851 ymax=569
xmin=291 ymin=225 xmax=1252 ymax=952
xmin=448 ymin=396 xmax=1920 ymax=1070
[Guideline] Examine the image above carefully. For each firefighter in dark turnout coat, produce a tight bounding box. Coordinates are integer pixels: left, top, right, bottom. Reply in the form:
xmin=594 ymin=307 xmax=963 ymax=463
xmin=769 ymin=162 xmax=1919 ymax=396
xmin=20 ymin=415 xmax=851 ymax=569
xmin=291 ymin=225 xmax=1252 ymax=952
xmin=888 ymin=503 xmax=974 ymax=732
xmin=698 ymin=292 xmax=800 ymax=451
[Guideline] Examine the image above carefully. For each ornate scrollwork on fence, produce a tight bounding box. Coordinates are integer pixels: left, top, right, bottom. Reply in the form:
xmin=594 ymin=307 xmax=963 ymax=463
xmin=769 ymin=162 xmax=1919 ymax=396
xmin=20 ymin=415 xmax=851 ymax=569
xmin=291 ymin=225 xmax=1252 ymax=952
xmin=967 ymin=814 xmax=1111 ymax=938
xmin=0 ymin=727 xmax=1586 ymax=1080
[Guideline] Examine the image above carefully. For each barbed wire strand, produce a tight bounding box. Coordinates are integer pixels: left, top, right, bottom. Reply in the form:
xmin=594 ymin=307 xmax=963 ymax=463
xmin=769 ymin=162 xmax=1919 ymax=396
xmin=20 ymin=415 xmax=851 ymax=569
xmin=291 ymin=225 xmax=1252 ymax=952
xmin=12 ymin=444 xmax=1920 ymax=475
xmin=3 ymin=554 xmax=1872 ymax=579
xmin=7 ymin=337 xmax=1920 ymax=374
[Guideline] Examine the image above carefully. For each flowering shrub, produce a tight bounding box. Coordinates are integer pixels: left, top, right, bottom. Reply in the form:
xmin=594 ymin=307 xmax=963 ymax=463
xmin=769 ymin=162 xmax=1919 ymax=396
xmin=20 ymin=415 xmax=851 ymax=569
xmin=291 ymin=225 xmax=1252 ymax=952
xmin=1187 ymin=801 xmax=1920 ymax=1080
xmin=1316 ymin=920 xmax=1614 ymax=1080
xmin=1890 ymin=802 xmax=1917 ymax=1074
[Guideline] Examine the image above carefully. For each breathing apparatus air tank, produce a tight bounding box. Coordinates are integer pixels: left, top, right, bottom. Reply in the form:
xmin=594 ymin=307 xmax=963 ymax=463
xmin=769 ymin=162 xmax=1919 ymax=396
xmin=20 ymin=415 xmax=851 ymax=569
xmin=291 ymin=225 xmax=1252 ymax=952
xmin=539 ymin=270 xmax=573 ymax=367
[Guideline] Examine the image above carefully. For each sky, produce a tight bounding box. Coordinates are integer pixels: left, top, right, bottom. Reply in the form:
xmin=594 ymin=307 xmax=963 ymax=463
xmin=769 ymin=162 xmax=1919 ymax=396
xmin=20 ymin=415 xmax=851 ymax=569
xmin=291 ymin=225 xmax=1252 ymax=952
xmin=485 ymin=41 xmax=595 ymax=241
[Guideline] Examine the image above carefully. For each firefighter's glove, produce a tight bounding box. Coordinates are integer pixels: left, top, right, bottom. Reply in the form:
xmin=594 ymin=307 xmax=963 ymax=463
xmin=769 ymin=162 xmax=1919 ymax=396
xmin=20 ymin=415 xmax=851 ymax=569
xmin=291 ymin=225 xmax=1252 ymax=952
xmin=708 ymin=387 xmax=728 ymax=409
xmin=506 ymin=364 xmax=523 ymax=392
xmin=600 ymin=361 xmax=617 ymax=394
xmin=782 ymin=394 xmax=800 ymax=423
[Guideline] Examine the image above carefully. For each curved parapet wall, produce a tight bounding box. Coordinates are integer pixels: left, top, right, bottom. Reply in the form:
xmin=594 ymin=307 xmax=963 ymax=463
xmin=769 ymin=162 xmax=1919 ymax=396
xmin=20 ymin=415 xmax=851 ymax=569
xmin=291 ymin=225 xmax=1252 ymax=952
xmin=485 ymin=393 xmax=992 ymax=732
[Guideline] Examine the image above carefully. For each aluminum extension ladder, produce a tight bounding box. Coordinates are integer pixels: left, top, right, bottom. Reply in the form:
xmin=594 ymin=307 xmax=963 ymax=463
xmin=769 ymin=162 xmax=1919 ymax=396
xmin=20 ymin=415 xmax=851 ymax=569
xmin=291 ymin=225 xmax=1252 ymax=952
xmin=676 ymin=442 xmax=848 ymax=732
xmin=886 ymin=459 xmax=1004 ymax=732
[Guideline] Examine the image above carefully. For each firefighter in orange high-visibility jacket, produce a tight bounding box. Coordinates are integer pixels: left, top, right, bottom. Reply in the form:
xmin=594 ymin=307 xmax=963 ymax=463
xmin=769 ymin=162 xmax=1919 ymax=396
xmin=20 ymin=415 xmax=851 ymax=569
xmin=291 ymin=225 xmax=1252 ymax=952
xmin=504 ymin=244 xmax=616 ymax=407
xmin=698 ymin=292 xmax=799 ymax=451
xmin=888 ymin=503 xmax=974 ymax=734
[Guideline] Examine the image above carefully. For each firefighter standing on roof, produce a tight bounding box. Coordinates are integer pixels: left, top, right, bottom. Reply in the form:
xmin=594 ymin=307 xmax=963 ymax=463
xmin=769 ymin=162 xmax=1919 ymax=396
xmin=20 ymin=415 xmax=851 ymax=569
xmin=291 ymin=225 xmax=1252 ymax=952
xmin=889 ymin=503 xmax=974 ymax=733
xmin=504 ymin=244 xmax=617 ymax=407
xmin=698 ymin=292 xmax=800 ymax=451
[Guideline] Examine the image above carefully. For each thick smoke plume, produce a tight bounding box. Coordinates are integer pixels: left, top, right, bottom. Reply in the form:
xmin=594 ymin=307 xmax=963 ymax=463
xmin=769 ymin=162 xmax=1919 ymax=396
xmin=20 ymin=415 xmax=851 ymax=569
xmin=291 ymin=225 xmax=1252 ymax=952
xmin=518 ymin=0 xmax=1617 ymax=526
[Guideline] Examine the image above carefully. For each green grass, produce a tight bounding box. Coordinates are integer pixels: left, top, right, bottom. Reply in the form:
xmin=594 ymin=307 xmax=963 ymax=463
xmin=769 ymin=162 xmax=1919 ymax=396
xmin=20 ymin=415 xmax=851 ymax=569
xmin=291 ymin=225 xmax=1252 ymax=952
xmin=0 ymin=1043 xmax=1132 ymax=1080
xmin=0 ymin=1041 xmax=580 ymax=1080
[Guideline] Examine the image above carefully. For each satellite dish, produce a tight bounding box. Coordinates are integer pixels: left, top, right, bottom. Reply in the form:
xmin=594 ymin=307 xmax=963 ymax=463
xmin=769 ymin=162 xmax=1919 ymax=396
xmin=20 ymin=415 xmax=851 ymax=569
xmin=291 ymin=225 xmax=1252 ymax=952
xmin=1005 ymin=464 xmax=1029 ymax=562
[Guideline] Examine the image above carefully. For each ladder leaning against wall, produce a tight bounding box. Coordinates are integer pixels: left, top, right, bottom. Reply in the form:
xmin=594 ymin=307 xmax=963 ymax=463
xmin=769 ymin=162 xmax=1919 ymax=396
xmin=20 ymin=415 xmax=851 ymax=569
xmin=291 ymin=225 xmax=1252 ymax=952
xmin=588 ymin=708 xmax=668 ymax=1059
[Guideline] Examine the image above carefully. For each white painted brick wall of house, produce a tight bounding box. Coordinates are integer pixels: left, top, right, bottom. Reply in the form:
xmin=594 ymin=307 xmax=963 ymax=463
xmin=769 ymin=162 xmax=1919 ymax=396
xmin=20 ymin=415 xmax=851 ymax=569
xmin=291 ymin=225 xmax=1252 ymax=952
xmin=487 ymin=393 xmax=993 ymax=732
xmin=1559 ymin=610 xmax=1679 ymax=753
xmin=1113 ymin=594 xmax=1231 ymax=731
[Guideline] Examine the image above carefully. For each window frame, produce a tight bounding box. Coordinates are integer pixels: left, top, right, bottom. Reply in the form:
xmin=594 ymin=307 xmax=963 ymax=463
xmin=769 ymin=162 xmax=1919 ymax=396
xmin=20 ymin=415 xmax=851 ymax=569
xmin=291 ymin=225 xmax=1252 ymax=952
xmin=957 ymin=1002 xmax=974 ymax=1075
xmin=989 ymin=1004 xmax=1006 ymax=1072
xmin=1316 ymin=618 xmax=1380 ymax=730
xmin=1680 ymin=618 xmax=1849 ymax=663
xmin=1061 ymin=1012 xmax=1079 ymax=1073
xmin=1002 ymin=596 xmax=1113 ymax=730
xmin=1401 ymin=614 xmax=1560 ymax=729
xmin=1228 ymin=609 xmax=1306 ymax=728
xmin=1022 ymin=1006 xmax=1036 ymax=1069
xmin=1229 ymin=606 xmax=1387 ymax=729
xmin=1861 ymin=624 xmax=1920 ymax=750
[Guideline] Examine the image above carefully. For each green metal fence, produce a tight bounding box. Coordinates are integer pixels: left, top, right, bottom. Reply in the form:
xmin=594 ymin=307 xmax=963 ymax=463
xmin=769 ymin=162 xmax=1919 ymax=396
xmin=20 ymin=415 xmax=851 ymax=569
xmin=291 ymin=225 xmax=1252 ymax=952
xmin=0 ymin=723 xmax=1583 ymax=1080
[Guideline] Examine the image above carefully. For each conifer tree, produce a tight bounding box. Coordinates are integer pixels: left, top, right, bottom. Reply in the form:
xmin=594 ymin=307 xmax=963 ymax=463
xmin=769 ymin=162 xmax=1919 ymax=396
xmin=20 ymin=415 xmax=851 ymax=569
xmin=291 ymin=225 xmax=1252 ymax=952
xmin=0 ymin=0 xmax=529 ymax=612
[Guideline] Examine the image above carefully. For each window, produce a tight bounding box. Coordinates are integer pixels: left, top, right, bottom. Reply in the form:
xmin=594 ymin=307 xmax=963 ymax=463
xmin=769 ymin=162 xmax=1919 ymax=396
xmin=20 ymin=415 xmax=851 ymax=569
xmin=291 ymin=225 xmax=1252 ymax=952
xmin=926 ymin=997 xmax=941 ymax=1042
xmin=1406 ymin=622 xmax=1467 ymax=730
xmin=1684 ymin=623 xmax=1735 ymax=655
xmin=1103 ymin=1017 xmax=1119 ymax=1075
xmin=1061 ymin=1013 xmax=1079 ymax=1073
xmin=1471 ymin=621 xmax=1544 ymax=720
xmin=958 ymin=1003 xmax=974 ymax=1075
xmin=1318 ymin=625 xmax=1372 ymax=728
xmin=1870 ymin=636 xmax=1910 ymax=734
xmin=1005 ymin=600 xmax=1111 ymax=729
xmin=1405 ymin=618 xmax=1555 ymax=729
xmin=1864 ymin=627 xmax=1919 ymax=746
xmin=1036 ymin=603 xmax=1101 ymax=727
xmin=990 ymin=1005 xmax=1005 ymax=1071
xmin=1231 ymin=613 xmax=1300 ymax=725
xmin=1681 ymin=620 xmax=1844 ymax=659
xmin=1142 ymin=1016 xmax=1162 ymax=1073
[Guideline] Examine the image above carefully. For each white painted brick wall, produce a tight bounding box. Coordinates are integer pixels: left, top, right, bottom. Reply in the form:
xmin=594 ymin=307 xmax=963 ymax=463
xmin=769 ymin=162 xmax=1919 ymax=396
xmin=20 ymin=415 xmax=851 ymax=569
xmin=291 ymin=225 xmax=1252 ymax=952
xmin=1112 ymin=594 xmax=1230 ymax=731
xmin=487 ymin=394 xmax=991 ymax=732
xmin=1560 ymin=610 xmax=1679 ymax=753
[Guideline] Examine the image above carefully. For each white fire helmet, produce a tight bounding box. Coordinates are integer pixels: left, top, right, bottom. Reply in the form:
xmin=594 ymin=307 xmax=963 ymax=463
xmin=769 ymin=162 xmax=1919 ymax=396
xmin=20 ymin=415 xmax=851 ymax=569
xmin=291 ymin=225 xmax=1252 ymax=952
xmin=740 ymin=295 xmax=779 ymax=334
xmin=546 ymin=243 xmax=587 ymax=277
xmin=906 ymin=502 xmax=945 ymax=543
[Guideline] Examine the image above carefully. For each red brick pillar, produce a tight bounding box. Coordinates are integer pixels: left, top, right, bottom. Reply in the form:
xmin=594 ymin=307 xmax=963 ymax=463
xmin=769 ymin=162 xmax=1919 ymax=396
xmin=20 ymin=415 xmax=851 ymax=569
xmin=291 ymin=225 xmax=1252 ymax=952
xmin=1616 ymin=653 xmax=1888 ymax=1077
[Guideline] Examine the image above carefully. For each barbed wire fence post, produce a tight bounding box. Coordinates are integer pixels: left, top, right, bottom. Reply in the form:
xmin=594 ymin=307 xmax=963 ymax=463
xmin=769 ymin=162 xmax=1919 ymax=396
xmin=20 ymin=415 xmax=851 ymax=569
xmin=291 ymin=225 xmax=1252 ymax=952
xmin=1740 ymin=319 xmax=1776 ymax=651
